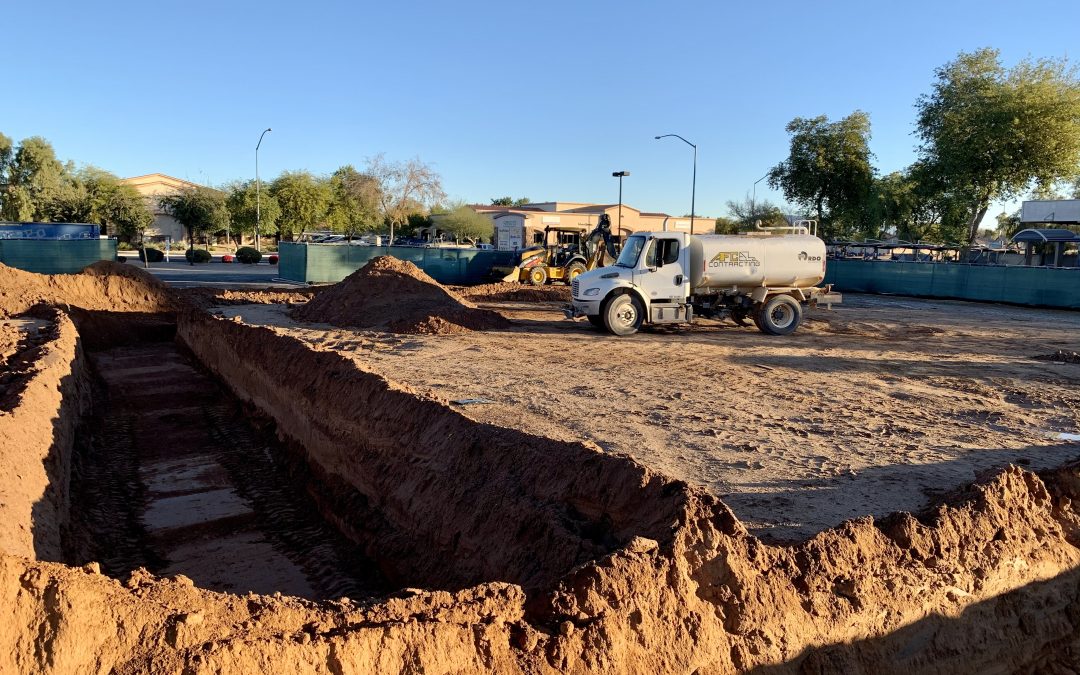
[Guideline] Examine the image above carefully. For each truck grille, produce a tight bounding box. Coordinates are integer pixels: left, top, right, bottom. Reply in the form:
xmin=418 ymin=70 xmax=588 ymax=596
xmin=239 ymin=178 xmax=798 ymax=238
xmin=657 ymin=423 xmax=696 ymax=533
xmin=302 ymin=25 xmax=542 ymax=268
xmin=571 ymin=279 xmax=580 ymax=298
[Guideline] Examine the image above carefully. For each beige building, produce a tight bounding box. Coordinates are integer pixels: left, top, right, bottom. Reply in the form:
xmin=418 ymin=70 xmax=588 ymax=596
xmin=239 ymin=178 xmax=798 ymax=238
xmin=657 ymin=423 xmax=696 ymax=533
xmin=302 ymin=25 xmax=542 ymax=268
xmin=462 ymin=202 xmax=706 ymax=251
xmin=119 ymin=173 xmax=205 ymax=244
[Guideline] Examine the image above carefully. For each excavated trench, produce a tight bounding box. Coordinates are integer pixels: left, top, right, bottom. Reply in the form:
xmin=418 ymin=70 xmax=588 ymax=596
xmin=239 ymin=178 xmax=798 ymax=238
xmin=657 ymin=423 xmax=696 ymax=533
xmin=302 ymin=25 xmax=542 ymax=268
xmin=4 ymin=269 xmax=1080 ymax=673
xmin=63 ymin=312 xmax=386 ymax=600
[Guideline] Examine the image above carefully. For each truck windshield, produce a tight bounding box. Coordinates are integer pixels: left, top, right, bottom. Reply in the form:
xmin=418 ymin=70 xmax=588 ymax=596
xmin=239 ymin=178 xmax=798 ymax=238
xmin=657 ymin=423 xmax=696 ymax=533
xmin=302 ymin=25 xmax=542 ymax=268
xmin=615 ymin=235 xmax=646 ymax=267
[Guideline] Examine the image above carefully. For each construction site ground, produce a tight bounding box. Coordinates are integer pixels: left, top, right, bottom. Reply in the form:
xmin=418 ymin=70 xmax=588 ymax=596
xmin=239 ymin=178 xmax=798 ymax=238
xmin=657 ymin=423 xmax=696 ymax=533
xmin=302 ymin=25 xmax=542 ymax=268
xmin=221 ymin=292 xmax=1080 ymax=542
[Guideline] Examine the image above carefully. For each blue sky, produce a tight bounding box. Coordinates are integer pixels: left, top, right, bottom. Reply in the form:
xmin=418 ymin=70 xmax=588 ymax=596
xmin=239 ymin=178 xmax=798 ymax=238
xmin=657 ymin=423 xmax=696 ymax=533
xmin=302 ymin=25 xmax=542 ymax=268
xmin=6 ymin=0 xmax=1078 ymax=218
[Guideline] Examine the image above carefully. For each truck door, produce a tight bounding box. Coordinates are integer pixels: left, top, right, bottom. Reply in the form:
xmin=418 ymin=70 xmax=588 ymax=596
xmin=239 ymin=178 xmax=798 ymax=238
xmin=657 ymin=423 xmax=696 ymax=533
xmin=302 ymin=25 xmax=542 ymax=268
xmin=635 ymin=236 xmax=687 ymax=304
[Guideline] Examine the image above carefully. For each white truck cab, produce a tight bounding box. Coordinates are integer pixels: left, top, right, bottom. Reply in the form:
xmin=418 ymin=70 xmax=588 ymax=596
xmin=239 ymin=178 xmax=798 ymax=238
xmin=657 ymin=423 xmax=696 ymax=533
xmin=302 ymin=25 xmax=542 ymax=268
xmin=568 ymin=229 xmax=839 ymax=336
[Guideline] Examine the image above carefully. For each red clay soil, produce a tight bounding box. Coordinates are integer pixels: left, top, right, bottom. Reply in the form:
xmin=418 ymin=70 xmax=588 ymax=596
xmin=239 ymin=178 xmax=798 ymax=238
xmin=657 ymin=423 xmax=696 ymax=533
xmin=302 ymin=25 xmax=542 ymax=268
xmin=292 ymin=256 xmax=510 ymax=334
xmin=453 ymin=282 xmax=571 ymax=303
xmin=0 ymin=261 xmax=174 ymax=317
xmin=177 ymin=286 xmax=321 ymax=311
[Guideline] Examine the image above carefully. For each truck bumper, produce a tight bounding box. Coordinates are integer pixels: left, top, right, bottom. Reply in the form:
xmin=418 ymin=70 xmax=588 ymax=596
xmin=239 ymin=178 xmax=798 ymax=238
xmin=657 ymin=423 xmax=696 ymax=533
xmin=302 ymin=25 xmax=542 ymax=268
xmin=564 ymin=299 xmax=602 ymax=320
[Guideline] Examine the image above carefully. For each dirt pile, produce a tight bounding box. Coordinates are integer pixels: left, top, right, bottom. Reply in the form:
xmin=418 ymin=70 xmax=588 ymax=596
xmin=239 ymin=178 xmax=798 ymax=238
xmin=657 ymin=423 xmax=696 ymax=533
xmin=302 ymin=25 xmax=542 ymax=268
xmin=454 ymin=282 xmax=571 ymax=303
xmin=0 ymin=261 xmax=174 ymax=318
xmin=293 ymin=256 xmax=509 ymax=334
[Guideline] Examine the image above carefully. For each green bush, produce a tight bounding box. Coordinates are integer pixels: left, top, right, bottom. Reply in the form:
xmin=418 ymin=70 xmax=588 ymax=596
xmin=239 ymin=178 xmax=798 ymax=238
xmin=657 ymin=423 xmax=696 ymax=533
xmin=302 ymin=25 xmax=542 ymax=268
xmin=117 ymin=241 xmax=134 ymax=251
xmin=138 ymin=247 xmax=165 ymax=262
xmin=185 ymin=248 xmax=212 ymax=263
xmin=235 ymin=246 xmax=262 ymax=264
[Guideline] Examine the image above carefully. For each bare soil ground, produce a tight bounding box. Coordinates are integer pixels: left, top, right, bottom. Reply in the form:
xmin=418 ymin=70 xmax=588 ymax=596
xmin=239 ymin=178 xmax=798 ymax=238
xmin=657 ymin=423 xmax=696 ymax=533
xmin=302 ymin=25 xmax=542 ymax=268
xmin=226 ymin=294 xmax=1080 ymax=542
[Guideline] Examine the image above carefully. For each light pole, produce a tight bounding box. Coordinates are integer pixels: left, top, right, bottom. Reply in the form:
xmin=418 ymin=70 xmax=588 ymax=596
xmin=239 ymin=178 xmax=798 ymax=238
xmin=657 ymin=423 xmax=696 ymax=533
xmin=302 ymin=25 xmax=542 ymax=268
xmin=256 ymin=127 xmax=272 ymax=250
xmin=655 ymin=134 xmax=696 ymax=235
xmin=612 ymin=171 xmax=630 ymax=233
xmin=752 ymin=172 xmax=769 ymax=226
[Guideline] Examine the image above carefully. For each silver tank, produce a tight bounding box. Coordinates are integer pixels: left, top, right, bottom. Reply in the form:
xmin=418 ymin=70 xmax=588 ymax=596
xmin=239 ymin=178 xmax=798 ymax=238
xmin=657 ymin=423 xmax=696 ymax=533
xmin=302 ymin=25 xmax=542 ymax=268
xmin=687 ymin=234 xmax=826 ymax=289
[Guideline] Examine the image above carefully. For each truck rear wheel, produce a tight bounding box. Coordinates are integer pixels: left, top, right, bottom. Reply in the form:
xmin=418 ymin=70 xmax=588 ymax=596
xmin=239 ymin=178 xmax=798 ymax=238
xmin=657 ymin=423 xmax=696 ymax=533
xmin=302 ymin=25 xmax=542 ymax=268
xmin=603 ymin=294 xmax=644 ymax=336
xmin=753 ymin=295 xmax=802 ymax=336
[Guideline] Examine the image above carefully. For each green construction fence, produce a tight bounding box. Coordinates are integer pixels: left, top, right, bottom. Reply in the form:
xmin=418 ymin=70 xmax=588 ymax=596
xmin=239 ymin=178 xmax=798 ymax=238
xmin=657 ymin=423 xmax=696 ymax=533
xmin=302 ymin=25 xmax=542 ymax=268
xmin=824 ymin=259 xmax=1080 ymax=309
xmin=0 ymin=239 xmax=118 ymax=274
xmin=278 ymin=243 xmax=519 ymax=285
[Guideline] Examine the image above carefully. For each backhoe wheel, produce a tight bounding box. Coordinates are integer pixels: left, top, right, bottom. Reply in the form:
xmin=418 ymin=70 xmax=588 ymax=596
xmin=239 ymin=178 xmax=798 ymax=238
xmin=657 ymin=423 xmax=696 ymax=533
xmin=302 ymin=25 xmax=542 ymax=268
xmin=565 ymin=262 xmax=587 ymax=281
xmin=753 ymin=295 xmax=803 ymax=336
xmin=527 ymin=266 xmax=548 ymax=286
xmin=586 ymin=315 xmax=604 ymax=329
xmin=603 ymin=294 xmax=644 ymax=336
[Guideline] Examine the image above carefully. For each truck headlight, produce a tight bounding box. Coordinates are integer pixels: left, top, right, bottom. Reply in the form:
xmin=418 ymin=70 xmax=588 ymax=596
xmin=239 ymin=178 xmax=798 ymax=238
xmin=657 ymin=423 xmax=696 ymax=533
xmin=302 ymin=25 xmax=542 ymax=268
xmin=584 ymin=288 xmax=600 ymax=297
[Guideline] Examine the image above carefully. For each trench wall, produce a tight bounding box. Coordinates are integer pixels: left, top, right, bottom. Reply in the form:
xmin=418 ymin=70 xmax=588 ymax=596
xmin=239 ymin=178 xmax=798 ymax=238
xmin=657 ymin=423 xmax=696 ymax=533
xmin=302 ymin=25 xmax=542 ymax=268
xmin=0 ymin=311 xmax=90 ymax=560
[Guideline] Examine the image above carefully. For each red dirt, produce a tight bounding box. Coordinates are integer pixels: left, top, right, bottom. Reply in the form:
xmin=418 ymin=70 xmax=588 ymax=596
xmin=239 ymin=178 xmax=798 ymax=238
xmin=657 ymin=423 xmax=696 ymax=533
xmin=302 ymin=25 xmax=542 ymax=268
xmin=0 ymin=261 xmax=174 ymax=317
xmin=292 ymin=256 xmax=510 ymax=334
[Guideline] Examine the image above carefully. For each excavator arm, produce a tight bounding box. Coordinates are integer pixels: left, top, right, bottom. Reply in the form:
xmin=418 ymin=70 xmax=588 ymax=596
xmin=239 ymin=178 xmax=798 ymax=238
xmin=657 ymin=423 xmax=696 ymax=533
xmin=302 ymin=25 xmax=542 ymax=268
xmin=583 ymin=217 xmax=617 ymax=270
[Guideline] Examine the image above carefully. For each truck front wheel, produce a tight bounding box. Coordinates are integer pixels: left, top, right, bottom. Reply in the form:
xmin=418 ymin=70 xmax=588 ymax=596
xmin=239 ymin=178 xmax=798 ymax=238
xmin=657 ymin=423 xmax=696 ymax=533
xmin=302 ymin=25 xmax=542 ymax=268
xmin=603 ymin=294 xmax=644 ymax=336
xmin=753 ymin=295 xmax=802 ymax=336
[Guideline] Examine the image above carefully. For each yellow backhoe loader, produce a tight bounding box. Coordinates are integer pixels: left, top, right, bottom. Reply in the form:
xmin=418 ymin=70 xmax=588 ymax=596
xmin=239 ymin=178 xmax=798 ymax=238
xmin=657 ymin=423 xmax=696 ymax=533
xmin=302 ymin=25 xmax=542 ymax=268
xmin=494 ymin=215 xmax=618 ymax=285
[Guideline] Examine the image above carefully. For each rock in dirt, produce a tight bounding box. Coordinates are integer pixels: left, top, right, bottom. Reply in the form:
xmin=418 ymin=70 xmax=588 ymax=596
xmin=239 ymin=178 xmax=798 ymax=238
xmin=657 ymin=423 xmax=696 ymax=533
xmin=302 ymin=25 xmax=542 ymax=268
xmin=1034 ymin=349 xmax=1080 ymax=364
xmin=292 ymin=256 xmax=510 ymax=334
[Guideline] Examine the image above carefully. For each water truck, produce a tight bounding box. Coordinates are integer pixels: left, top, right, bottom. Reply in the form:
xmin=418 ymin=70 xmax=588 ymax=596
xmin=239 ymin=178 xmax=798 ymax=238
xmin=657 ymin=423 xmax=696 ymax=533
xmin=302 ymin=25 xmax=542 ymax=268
xmin=565 ymin=222 xmax=841 ymax=336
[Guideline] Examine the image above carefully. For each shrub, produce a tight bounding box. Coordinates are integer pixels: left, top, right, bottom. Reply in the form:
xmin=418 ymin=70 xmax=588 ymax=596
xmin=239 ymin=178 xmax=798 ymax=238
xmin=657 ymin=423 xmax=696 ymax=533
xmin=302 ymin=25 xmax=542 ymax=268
xmin=222 ymin=254 xmax=236 ymax=263
xmin=117 ymin=241 xmax=134 ymax=251
xmin=236 ymin=246 xmax=262 ymax=264
xmin=185 ymin=248 xmax=212 ymax=263
xmin=268 ymin=254 xmax=279 ymax=264
xmin=138 ymin=247 xmax=165 ymax=263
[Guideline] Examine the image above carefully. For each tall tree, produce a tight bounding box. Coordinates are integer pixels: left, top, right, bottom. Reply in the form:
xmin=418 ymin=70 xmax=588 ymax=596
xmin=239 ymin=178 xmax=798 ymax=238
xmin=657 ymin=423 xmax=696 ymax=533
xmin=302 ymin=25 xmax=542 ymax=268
xmin=77 ymin=167 xmax=153 ymax=240
xmin=490 ymin=196 xmax=530 ymax=206
xmin=225 ymin=180 xmax=281 ymax=245
xmin=327 ymin=165 xmax=381 ymax=240
xmin=915 ymin=48 xmax=1080 ymax=247
xmin=0 ymin=136 xmax=70 ymax=221
xmin=159 ymin=186 xmax=230 ymax=251
xmin=270 ymin=171 xmax=331 ymax=240
xmin=767 ymin=111 xmax=876 ymax=240
xmin=366 ymin=154 xmax=445 ymax=242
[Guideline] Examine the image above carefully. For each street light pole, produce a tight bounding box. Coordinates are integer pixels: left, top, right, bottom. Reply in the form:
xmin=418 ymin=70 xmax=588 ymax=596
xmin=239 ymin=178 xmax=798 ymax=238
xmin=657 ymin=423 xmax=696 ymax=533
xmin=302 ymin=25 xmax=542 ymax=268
xmin=612 ymin=171 xmax=630 ymax=233
xmin=655 ymin=134 xmax=697 ymax=235
xmin=752 ymin=172 xmax=769 ymax=226
xmin=256 ymin=127 xmax=272 ymax=250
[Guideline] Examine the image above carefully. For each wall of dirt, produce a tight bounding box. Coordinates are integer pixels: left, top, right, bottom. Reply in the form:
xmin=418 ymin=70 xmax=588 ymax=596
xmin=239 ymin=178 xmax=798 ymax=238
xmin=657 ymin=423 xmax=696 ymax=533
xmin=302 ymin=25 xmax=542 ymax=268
xmin=0 ymin=310 xmax=90 ymax=561
xmin=177 ymin=308 xmax=686 ymax=595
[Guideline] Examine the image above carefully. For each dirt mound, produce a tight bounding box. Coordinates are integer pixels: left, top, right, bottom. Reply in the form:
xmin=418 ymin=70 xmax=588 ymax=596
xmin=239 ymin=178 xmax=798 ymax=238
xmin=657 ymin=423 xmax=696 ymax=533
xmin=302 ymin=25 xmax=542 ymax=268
xmin=454 ymin=282 xmax=571 ymax=303
xmin=293 ymin=256 xmax=510 ymax=334
xmin=1034 ymin=349 xmax=1080 ymax=364
xmin=0 ymin=262 xmax=174 ymax=317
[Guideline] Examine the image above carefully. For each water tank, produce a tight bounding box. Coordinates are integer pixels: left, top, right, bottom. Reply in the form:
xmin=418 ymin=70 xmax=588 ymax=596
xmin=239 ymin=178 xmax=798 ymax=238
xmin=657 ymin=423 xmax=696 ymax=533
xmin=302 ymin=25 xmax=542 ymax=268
xmin=687 ymin=234 xmax=826 ymax=289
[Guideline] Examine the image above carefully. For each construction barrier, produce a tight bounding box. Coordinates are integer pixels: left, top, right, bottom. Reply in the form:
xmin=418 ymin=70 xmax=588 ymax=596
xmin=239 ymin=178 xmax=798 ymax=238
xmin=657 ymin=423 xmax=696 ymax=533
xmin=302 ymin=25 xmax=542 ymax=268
xmin=0 ymin=239 xmax=118 ymax=274
xmin=278 ymin=243 xmax=518 ymax=285
xmin=824 ymin=259 xmax=1080 ymax=309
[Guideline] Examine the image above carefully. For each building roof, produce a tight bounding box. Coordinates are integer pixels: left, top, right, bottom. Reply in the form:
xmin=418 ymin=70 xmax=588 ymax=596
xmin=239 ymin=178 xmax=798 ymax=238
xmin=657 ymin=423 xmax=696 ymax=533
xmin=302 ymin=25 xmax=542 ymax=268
xmin=120 ymin=173 xmax=211 ymax=195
